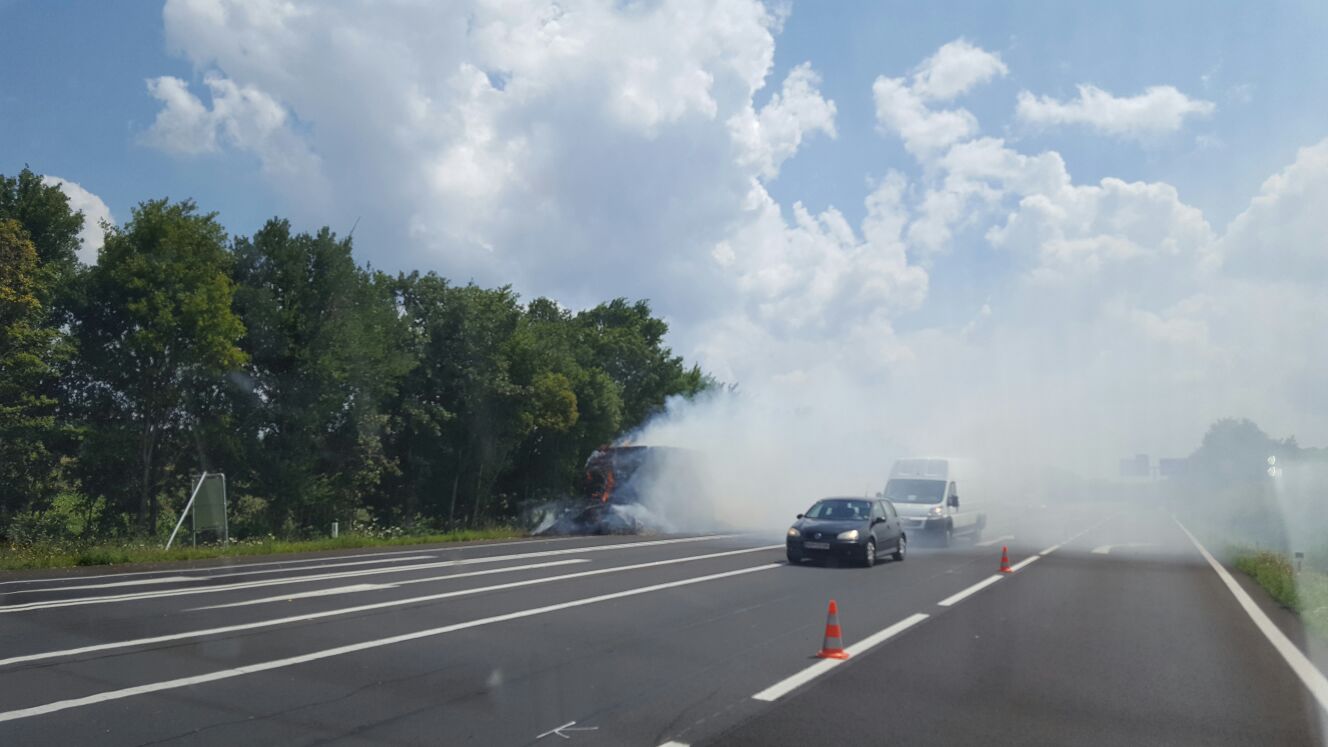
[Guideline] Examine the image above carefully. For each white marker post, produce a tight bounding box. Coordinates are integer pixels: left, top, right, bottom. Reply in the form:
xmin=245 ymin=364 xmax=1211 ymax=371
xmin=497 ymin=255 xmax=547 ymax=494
xmin=165 ymin=472 xmax=208 ymax=550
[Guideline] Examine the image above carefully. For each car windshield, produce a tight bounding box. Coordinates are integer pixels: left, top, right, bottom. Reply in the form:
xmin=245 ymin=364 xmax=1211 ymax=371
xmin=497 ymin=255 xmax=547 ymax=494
xmin=884 ymin=479 xmax=946 ymax=504
xmin=804 ymin=499 xmax=871 ymax=520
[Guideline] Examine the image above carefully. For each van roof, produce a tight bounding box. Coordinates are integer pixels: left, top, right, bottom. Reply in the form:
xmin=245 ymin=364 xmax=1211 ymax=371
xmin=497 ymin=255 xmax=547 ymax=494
xmin=889 ymin=458 xmax=950 ymax=480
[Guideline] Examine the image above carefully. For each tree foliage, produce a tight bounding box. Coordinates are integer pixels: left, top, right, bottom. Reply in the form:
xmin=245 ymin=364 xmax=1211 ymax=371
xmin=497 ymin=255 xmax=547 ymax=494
xmin=70 ymin=199 xmax=245 ymax=535
xmin=1 ymin=171 xmax=713 ymax=540
xmin=0 ymin=220 xmax=62 ymax=521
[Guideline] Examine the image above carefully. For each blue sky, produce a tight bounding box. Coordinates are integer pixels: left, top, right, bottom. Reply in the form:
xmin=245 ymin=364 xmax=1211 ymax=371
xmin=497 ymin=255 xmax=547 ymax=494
xmin=3 ymin=1 xmax=1328 ymax=466
xmin=4 ymin=1 xmax=1325 ymax=250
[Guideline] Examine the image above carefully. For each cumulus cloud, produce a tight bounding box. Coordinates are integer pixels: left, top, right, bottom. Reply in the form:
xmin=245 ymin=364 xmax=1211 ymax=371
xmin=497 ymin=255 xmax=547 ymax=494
xmin=872 ymin=76 xmax=979 ymax=157
xmin=41 ymin=176 xmax=113 ymax=264
xmin=911 ymin=39 xmax=1008 ymax=101
xmin=1219 ymin=138 xmax=1328 ymax=282
xmin=1015 ymin=84 xmax=1215 ymax=138
xmin=144 ymin=12 xmax=1328 ymax=490
xmin=728 ymin=62 xmax=837 ymax=179
xmin=143 ymin=74 xmax=325 ymax=200
xmin=870 ymin=40 xmax=1004 ymax=158
xmin=151 ymin=1 xmax=834 ymax=311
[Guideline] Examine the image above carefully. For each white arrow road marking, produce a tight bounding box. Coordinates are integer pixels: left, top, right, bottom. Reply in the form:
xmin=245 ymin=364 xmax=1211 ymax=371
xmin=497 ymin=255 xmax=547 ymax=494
xmin=976 ymin=535 xmax=1015 ymax=547
xmin=536 ymin=721 xmax=599 ymax=740
xmin=1091 ymin=542 xmax=1154 ymax=555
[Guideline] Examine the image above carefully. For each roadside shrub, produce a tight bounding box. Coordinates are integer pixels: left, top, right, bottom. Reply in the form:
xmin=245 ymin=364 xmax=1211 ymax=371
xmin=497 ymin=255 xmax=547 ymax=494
xmin=1236 ymin=550 xmax=1300 ymax=609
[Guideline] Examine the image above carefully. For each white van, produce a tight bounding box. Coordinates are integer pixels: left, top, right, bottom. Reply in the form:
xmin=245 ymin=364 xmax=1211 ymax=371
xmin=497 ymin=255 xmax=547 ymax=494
xmin=882 ymin=458 xmax=985 ymax=546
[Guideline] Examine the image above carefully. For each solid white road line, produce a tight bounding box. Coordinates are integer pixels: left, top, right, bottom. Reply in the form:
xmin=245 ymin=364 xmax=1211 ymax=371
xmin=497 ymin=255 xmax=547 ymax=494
xmin=1039 ymin=543 xmax=1062 ymax=556
xmin=976 ymin=534 xmax=1015 ymax=547
xmin=3 ymin=557 xmax=435 ymax=595
xmin=752 ymin=613 xmax=929 ymax=702
xmin=0 ymin=534 xmax=743 ymax=613
xmin=0 ymin=535 xmax=633 ymax=589
xmin=0 ymin=545 xmax=780 ymax=668
xmin=3 ymin=575 xmax=199 ymax=593
xmin=937 ymin=575 xmax=1004 ymax=607
xmin=192 ymin=558 xmax=589 ymax=610
xmin=0 ymin=548 xmax=446 ymax=587
xmin=1008 ymin=555 xmax=1040 ymax=572
xmin=0 ymin=563 xmax=782 ymax=723
xmin=210 ymin=583 xmax=401 ymax=603
xmin=1175 ymin=519 xmax=1328 ymax=715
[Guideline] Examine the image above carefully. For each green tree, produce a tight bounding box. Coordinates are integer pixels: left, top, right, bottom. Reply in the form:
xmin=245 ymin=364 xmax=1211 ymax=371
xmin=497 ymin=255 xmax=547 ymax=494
xmin=500 ymin=297 xmax=623 ymax=505
xmin=1187 ymin=418 xmax=1299 ymax=486
xmin=389 ymin=274 xmax=540 ymax=526
xmin=575 ymin=298 xmax=708 ymax=428
xmin=72 ymin=199 xmax=245 ymax=535
xmin=0 ymin=220 xmax=62 ymax=524
xmin=230 ymin=220 xmax=411 ymax=533
xmin=0 ymin=168 xmax=86 ymax=308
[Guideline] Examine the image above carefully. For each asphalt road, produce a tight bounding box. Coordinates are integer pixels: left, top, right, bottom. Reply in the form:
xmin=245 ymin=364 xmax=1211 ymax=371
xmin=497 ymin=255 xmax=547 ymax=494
xmin=0 ymin=502 xmax=1324 ymax=746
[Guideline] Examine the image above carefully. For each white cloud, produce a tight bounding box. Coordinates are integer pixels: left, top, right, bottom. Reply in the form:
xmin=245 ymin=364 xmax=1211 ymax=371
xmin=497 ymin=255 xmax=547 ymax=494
xmin=910 ymin=39 xmax=1007 ymax=101
xmin=1015 ymin=84 xmax=1215 ymax=138
xmin=152 ymin=0 xmax=812 ymax=313
xmin=987 ymin=176 xmax=1217 ymax=284
xmin=142 ymin=76 xmax=219 ymax=154
xmin=728 ymin=62 xmax=837 ymax=179
xmin=1219 ymin=138 xmax=1328 ymax=282
xmin=144 ymin=16 xmax=1328 ymax=482
xmin=872 ymin=76 xmax=978 ymax=157
xmin=144 ymin=74 xmax=325 ymax=200
xmin=40 ymin=176 xmax=113 ymax=264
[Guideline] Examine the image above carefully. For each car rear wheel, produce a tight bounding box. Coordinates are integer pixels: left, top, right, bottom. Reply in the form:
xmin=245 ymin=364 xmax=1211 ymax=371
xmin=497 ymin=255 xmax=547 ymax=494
xmin=893 ymin=534 xmax=907 ymax=561
xmin=862 ymin=538 xmax=876 ymax=567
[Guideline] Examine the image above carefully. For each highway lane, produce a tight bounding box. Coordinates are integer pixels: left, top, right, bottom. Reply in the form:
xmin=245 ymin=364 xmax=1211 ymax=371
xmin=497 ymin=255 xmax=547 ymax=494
xmin=709 ymin=510 xmax=1327 ymax=746
xmin=3 ymin=501 xmax=1321 ymax=745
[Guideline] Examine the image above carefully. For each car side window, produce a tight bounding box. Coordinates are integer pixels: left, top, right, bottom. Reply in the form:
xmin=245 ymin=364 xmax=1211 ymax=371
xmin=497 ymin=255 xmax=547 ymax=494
xmin=871 ymin=502 xmax=884 ymax=520
xmin=886 ymin=501 xmax=897 ymax=519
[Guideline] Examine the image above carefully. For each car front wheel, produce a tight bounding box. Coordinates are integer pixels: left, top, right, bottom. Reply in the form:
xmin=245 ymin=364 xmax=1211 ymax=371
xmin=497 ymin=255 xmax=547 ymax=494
xmin=862 ymin=538 xmax=876 ymax=567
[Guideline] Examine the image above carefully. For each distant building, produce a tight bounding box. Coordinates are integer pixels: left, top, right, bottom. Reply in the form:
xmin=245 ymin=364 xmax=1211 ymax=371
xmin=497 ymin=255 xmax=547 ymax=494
xmin=1158 ymin=458 xmax=1188 ymax=478
xmin=1119 ymin=454 xmax=1150 ymax=478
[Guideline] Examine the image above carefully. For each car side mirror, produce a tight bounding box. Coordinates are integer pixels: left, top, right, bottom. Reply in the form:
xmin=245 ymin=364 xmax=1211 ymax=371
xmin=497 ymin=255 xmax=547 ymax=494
xmin=796 ymin=513 xmax=804 ymax=519
xmin=871 ymin=517 xmax=885 ymax=526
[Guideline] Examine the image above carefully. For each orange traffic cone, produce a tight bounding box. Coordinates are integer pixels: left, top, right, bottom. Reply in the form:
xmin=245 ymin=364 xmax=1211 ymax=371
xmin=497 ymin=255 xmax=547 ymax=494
xmin=999 ymin=545 xmax=1013 ymax=573
xmin=816 ymin=600 xmax=850 ymax=659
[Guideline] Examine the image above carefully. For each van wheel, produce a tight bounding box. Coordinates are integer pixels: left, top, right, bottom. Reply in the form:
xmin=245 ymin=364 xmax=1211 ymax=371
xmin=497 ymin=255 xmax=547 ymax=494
xmin=862 ymin=539 xmax=876 ymax=567
xmin=892 ymin=534 xmax=907 ymax=562
xmin=939 ymin=525 xmax=953 ymax=548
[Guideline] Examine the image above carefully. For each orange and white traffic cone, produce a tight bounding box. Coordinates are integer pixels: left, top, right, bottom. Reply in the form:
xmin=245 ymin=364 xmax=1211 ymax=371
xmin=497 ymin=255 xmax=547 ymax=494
xmin=999 ymin=545 xmax=1013 ymax=573
xmin=816 ymin=600 xmax=850 ymax=659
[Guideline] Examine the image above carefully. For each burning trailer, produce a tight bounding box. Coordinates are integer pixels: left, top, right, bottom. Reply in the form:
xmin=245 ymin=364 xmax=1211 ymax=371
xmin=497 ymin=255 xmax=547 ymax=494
xmin=531 ymin=445 xmax=710 ymax=535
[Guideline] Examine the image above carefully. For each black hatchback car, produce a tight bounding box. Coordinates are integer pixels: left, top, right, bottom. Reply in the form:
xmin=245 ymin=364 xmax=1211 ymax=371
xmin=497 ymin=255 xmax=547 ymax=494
xmin=786 ymin=497 xmax=906 ymax=567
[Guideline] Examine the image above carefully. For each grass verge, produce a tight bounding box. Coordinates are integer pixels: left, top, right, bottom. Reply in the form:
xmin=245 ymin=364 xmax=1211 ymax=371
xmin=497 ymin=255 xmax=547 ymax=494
xmin=0 ymin=527 xmax=524 ymax=572
xmin=1234 ymin=550 xmax=1328 ymax=640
